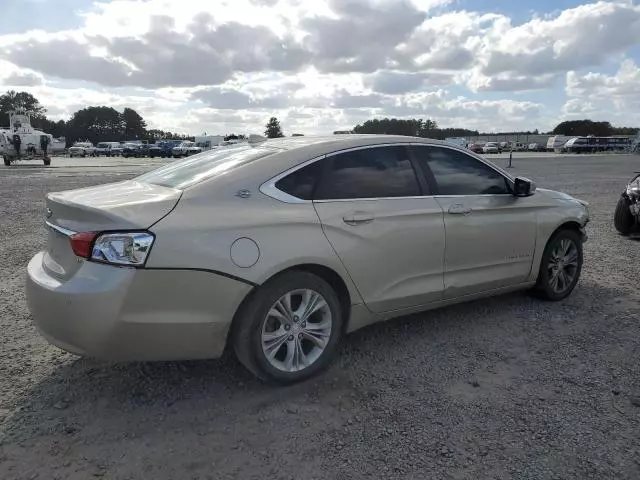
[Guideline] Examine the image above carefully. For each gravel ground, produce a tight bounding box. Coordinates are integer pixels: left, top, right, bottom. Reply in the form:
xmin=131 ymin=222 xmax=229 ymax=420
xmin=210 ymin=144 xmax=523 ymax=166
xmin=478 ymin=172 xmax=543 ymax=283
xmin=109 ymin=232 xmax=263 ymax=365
xmin=1 ymin=155 xmax=640 ymax=479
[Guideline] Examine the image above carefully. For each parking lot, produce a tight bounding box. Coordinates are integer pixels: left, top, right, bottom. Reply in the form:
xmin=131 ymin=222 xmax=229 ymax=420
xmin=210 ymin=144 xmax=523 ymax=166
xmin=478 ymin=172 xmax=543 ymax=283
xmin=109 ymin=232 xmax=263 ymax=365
xmin=1 ymin=153 xmax=639 ymax=479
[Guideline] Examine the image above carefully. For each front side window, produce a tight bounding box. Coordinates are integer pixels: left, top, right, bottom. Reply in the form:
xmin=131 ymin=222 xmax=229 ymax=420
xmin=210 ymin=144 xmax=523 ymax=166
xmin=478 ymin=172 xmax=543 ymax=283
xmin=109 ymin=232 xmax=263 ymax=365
xmin=412 ymin=146 xmax=510 ymax=195
xmin=314 ymin=146 xmax=421 ymax=200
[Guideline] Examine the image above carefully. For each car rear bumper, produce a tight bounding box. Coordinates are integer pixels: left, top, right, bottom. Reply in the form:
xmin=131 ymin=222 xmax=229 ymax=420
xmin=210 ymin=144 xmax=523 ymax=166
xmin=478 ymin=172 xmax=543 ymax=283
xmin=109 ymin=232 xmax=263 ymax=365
xmin=26 ymin=252 xmax=253 ymax=361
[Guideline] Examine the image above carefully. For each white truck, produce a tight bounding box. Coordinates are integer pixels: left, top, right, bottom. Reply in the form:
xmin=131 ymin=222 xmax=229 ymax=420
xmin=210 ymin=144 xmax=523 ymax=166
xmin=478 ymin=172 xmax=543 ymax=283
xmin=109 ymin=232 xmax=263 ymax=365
xmin=94 ymin=141 xmax=121 ymax=156
xmin=171 ymin=141 xmax=202 ymax=158
xmin=195 ymin=135 xmax=224 ymax=151
xmin=68 ymin=141 xmax=96 ymax=157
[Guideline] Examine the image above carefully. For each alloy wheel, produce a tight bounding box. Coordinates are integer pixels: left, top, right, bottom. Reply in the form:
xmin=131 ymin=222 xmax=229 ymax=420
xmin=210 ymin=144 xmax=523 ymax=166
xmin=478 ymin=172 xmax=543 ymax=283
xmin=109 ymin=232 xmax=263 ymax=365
xmin=547 ymin=238 xmax=579 ymax=294
xmin=261 ymin=289 xmax=332 ymax=372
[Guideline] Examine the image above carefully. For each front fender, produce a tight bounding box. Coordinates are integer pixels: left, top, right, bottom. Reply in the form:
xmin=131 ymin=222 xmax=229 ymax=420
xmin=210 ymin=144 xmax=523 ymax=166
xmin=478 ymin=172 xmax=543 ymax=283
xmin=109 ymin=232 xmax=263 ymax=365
xmin=526 ymin=199 xmax=589 ymax=283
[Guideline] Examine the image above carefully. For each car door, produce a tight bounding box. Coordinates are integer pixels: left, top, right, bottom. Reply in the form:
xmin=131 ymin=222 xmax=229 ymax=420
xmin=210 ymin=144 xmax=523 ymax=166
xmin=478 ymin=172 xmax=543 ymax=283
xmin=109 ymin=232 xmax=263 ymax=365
xmin=310 ymin=144 xmax=446 ymax=314
xmin=409 ymin=145 xmax=537 ymax=299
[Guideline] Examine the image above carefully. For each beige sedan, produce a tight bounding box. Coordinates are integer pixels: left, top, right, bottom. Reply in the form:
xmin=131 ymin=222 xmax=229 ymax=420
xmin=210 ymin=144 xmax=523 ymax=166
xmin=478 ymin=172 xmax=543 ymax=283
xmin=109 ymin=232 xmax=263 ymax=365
xmin=26 ymin=135 xmax=589 ymax=384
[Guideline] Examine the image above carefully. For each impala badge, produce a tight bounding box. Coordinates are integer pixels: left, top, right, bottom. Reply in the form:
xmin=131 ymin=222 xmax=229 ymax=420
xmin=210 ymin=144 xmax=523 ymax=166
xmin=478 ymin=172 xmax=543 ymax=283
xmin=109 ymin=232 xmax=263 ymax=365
xmin=45 ymin=208 xmax=52 ymax=219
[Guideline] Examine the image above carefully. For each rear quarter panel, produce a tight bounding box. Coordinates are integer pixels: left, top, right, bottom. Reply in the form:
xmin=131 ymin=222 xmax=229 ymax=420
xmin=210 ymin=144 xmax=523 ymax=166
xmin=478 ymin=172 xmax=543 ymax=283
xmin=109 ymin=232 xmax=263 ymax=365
xmin=147 ymin=188 xmax=364 ymax=305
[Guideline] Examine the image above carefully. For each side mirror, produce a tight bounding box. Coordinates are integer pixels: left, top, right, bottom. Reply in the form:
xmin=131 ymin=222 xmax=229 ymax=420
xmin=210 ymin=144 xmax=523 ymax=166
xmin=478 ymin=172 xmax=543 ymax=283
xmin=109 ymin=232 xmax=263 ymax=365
xmin=513 ymin=177 xmax=536 ymax=197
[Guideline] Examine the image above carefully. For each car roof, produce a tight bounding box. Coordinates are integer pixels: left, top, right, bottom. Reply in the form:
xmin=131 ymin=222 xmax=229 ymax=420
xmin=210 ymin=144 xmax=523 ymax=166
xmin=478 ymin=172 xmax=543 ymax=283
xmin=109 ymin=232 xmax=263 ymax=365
xmin=254 ymin=134 xmax=451 ymax=150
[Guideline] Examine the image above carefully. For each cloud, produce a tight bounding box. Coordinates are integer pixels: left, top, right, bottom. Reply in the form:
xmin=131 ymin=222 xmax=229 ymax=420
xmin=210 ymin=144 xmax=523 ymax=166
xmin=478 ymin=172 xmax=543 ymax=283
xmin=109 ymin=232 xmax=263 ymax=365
xmin=2 ymin=71 xmax=43 ymax=86
xmin=364 ymin=70 xmax=453 ymax=94
xmin=2 ymin=0 xmax=639 ymax=94
xmin=0 ymin=0 xmax=638 ymax=134
xmin=301 ymin=0 xmax=428 ymax=73
xmin=563 ymin=58 xmax=640 ymax=123
xmin=566 ymin=59 xmax=640 ymax=99
xmin=471 ymin=2 xmax=640 ymax=87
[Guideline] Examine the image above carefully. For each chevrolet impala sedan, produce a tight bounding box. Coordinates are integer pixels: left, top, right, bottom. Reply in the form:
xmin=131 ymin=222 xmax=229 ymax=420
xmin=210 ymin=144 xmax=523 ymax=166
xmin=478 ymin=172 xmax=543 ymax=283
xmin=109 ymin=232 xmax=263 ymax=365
xmin=27 ymin=135 xmax=589 ymax=384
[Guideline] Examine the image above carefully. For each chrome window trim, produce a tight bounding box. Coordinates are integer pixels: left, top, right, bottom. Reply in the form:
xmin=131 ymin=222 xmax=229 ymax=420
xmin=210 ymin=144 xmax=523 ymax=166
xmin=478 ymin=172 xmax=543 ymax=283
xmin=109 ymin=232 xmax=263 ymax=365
xmin=45 ymin=220 xmax=76 ymax=237
xmin=259 ymin=141 xmax=515 ymax=204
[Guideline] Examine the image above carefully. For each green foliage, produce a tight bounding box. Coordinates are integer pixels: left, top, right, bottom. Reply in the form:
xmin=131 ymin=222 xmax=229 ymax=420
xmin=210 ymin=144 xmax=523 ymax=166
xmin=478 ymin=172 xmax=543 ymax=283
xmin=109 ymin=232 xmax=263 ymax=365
xmin=352 ymin=118 xmax=479 ymax=139
xmin=123 ymin=107 xmax=147 ymax=140
xmin=4 ymin=90 xmax=637 ymax=149
xmin=552 ymin=120 xmax=614 ymax=137
xmin=265 ymin=117 xmax=284 ymax=138
xmin=67 ymin=106 xmax=125 ymax=145
xmin=0 ymin=90 xmax=46 ymax=126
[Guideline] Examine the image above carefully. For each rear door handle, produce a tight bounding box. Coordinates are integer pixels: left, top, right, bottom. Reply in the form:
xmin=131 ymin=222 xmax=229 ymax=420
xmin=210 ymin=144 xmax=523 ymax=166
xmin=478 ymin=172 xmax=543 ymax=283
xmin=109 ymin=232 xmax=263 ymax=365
xmin=448 ymin=204 xmax=472 ymax=215
xmin=343 ymin=213 xmax=375 ymax=226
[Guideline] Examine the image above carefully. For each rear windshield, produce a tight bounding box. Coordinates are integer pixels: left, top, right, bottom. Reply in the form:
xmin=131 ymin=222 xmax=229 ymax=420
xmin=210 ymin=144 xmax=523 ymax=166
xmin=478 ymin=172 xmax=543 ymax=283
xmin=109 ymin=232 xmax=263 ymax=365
xmin=135 ymin=145 xmax=277 ymax=190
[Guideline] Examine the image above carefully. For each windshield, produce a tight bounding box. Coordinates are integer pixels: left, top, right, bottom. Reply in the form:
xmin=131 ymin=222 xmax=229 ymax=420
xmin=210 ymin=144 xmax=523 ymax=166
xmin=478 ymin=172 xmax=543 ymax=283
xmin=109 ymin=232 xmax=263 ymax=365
xmin=135 ymin=145 xmax=277 ymax=190
xmin=97 ymin=143 xmax=108 ymax=148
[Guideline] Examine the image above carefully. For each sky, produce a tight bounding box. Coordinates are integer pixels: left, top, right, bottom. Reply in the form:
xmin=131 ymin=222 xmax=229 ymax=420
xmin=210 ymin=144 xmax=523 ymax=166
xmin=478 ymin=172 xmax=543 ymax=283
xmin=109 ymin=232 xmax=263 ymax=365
xmin=0 ymin=0 xmax=639 ymax=136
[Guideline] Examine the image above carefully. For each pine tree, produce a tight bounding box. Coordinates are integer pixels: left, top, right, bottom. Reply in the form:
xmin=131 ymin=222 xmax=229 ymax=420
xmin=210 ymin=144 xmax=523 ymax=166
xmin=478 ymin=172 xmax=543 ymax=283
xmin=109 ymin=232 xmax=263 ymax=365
xmin=265 ymin=117 xmax=284 ymax=138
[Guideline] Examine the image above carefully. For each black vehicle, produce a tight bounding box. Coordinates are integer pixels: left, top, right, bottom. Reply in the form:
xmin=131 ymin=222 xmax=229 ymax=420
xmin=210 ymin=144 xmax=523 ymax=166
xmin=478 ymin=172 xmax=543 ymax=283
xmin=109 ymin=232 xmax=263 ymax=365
xmin=121 ymin=143 xmax=149 ymax=158
xmin=614 ymin=172 xmax=640 ymax=236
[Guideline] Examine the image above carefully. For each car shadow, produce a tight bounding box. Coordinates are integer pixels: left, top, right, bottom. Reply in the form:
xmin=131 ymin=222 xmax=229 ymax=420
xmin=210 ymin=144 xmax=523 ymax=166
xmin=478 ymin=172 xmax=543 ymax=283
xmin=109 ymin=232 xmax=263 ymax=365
xmin=1 ymin=278 xmax=634 ymax=451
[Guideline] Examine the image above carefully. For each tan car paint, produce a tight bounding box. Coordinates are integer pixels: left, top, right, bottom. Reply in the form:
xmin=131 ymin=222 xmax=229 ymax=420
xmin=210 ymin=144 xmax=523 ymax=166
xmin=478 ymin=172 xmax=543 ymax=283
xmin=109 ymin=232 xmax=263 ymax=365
xmin=27 ymin=135 xmax=589 ymax=362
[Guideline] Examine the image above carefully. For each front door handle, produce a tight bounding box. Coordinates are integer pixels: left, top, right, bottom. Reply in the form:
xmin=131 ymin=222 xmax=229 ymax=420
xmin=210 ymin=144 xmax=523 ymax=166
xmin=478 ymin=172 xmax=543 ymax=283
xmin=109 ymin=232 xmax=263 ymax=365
xmin=448 ymin=204 xmax=472 ymax=215
xmin=343 ymin=213 xmax=375 ymax=226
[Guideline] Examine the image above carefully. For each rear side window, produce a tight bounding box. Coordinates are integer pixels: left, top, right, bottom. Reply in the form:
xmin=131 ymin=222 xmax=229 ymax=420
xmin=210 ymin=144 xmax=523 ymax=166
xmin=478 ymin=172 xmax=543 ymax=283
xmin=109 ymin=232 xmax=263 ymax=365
xmin=135 ymin=146 xmax=276 ymax=190
xmin=275 ymin=161 xmax=322 ymax=200
xmin=412 ymin=146 xmax=510 ymax=195
xmin=314 ymin=146 xmax=420 ymax=200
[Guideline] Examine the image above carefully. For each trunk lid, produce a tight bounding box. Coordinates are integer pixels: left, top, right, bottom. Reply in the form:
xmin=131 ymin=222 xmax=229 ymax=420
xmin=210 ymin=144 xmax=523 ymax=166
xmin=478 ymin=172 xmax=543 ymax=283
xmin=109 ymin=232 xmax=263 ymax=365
xmin=43 ymin=180 xmax=181 ymax=280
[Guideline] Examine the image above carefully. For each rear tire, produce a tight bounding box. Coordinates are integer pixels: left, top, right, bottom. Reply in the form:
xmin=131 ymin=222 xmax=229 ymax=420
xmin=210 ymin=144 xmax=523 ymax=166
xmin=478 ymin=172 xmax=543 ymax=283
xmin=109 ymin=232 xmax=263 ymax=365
xmin=232 ymin=271 xmax=343 ymax=385
xmin=3 ymin=156 xmax=10 ymax=166
xmin=614 ymin=196 xmax=634 ymax=235
xmin=534 ymin=229 xmax=583 ymax=301
xmin=43 ymin=157 xmax=51 ymax=166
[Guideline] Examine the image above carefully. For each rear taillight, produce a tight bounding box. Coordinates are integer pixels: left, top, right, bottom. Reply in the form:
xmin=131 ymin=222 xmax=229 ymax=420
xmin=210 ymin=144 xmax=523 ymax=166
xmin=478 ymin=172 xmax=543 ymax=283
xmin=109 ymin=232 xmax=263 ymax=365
xmin=69 ymin=231 xmax=155 ymax=267
xmin=70 ymin=231 xmax=98 ymax=258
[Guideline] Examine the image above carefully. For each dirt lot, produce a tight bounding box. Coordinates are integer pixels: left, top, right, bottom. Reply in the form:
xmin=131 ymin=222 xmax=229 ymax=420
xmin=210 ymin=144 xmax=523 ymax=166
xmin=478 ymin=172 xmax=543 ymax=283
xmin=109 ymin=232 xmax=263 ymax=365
xmin=1 ymin=154 xmax=639 ymax=479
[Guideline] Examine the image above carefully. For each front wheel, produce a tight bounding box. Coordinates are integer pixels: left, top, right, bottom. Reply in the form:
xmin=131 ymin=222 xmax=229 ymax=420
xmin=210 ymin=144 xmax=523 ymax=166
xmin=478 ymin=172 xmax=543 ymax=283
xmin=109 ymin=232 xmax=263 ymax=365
xmin=534 ymin=229 xmax=583 ymax=301
xmin=233 ymin=271 xmax=343 ymax=384
xmin=43 ymin=157 xmax=51 ymax=166
xmin=3 ymin=156 xmax=11 ymax=166
xmin=614 ymin=196 xmax=634 ymax=235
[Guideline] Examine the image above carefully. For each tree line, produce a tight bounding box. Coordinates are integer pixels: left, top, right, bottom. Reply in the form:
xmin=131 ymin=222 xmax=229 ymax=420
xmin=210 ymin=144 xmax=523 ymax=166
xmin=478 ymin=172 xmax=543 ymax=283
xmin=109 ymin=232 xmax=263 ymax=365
xmin=1 ymin=90 xmax=199 ymax=146
xmin=3 ymin=90 xmax=637 ymax=147
xmin=551 ymin=120 xmax=638 ymax=137
xmin=268 ymin=116 xmax=638 ymax=139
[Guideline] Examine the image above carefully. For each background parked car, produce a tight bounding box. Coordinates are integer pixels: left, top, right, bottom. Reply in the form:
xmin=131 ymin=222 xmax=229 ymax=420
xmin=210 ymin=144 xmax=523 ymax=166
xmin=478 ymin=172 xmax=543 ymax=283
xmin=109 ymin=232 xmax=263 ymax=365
xmin=68 ymin=142 xmax=95 ymax=157
xmin=122 ymin=143 xmax=149 ymax=158
xmin=467 ymin=143 xmax=484 ymax=154
xmin=149 ymin=140 xmax=182 ymax=158
xmin=110 ymin=144 xmax=123 ymax=156
xmin=483 ymin=142 xmax=500 ymax=154
xmin=528 ymin=143 xmax=545 ymax=152
xmin=94 ymin=142 xmax=120 ymax=156
xmin=172 ymin=141 xmax=202 ymax=158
